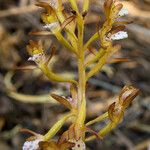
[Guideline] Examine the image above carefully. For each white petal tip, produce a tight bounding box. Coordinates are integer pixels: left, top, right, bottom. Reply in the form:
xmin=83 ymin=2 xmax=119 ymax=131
xmin=28 ymin=57 xmax=33 ymax=61
xmin=22 ymin=139 xmax=42 ymax=150
xmin=118 ymin=8 xmax=128 ymax=17
xmin=43 ymin=22 xmax=60 ymax=31
xmin=110 ymin=31 xmax=128 ymax=40
xmin=28 ymin=53 xmax=43 ymax=62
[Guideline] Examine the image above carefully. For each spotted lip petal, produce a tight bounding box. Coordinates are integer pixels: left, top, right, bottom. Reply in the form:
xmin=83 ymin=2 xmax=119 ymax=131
xmin=110 ymin=31 xmax=128 ymax=40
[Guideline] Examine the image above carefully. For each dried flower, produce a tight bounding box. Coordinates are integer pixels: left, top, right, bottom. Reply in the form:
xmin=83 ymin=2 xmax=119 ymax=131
xmin=26 ymin=40 xmax=46 ymax=64
xmin=108 ymin=86 xmax=139 ymax=122
xmin=36 ymin=2 xmax=57 ymax=24
xmin=119 ymin=86 xmax=140 ymax=109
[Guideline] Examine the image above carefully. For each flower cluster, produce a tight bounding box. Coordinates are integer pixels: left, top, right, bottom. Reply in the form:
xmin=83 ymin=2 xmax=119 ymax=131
xmin=22 ymin=0 xmax=139 ymax=149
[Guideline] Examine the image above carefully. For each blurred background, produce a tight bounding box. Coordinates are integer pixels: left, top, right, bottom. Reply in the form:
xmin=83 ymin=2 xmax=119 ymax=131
xmin=0 ymin=0 xmax=150 ymax=149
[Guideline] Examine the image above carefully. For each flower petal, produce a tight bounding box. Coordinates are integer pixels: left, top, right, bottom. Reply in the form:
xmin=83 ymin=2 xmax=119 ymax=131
xmin=22 ymin=139 xmax=42 ymax=150
xmin=110 ymin=31 xmax=128 ymax=40
xmin=118 ymin=8 xmax=128 ymax=17
xmin=43 ymin=22 xmax=60 ymax=31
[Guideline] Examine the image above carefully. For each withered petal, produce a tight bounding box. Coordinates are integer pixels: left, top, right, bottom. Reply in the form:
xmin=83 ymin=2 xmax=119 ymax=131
xmin=110 ymin=25 xmax=126 ymax=34
xmin=58 ymin=130 xmax=69 ymax=145
xmin=51 ymin=94 xmax=72 ymax=110
xmin=108 ymin=102 xmax=116 ymax=121
xmin=114 ymin=21 xmax=133 ymax=26
xmin=29 ymin=31 xmax=52 ymax=36
xmin=108 ymin=58 xmax=130 ymax=64
xmin=35 ymin=2 xmax=55 ymax=14
xmin=115 ymin=3 xmax=123 ymax=12
xmin=60 ymin=142 xmax=75 ymax=150
xmin=61 ymin=15 xmax=76 ymax=30
xmin=104 ymin=0 xmax=113 ymax=17
xmin=122 ymin=88 xmax=140 ymax=108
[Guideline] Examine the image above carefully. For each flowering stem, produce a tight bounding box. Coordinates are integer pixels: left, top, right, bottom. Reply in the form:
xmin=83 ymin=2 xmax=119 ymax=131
xmin=75 ymin=15 xmax=86 ymax=137
xmin=76 ymin=57 xmax=86 ymax=125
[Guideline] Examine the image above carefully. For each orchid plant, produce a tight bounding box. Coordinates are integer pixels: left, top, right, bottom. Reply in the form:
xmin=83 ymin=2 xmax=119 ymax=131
xmin=22 ymin=0 xmax=139 ymax=149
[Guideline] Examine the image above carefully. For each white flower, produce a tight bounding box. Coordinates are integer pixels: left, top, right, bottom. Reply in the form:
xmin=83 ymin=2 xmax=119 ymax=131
xmin=43 ymin=22 xmax=60 ymax=31
xmin=110 ymin=31 xmax=128 ymax=40
xmin=28 ymin=53 xmax=44 ymax=63
xmin=118 ymin=8 xmax=128 ymax=17
xmin=22 ymin=139 xmax=42 ymax=150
